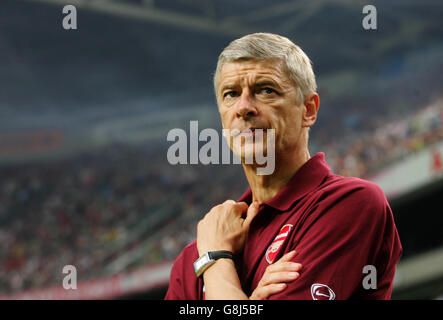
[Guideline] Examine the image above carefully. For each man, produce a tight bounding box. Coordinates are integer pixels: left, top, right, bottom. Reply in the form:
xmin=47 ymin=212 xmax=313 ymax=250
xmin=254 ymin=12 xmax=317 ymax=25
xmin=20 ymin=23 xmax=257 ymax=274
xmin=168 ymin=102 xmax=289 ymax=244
xmin=165 ymin=33 xmax=402 ymax=300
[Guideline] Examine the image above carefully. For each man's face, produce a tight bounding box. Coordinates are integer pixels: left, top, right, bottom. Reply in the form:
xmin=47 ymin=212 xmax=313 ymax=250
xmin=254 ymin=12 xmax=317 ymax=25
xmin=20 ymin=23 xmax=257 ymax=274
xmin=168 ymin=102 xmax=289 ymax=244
xmin=216 ymin=59 xmax=306 ymax=164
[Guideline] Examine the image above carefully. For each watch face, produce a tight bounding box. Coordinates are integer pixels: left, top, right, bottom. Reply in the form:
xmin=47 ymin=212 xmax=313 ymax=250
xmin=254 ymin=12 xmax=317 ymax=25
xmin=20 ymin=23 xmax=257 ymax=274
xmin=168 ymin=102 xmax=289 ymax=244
xmin=194 ymin=253 xmax=215 ymax=277
xmin=194 ymin=254 xmax=210 ymax=271
xmin=194 ymin=251 xmax=234 ymax=277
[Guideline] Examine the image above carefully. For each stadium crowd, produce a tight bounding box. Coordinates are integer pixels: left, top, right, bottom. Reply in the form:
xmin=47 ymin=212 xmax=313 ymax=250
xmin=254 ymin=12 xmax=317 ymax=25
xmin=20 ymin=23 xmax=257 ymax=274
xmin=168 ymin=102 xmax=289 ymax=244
xmin=0 ymin=145 xmax=246 ymax=294
xmin=322 ymin=96 xmax=443 ymax=178
xmin=0 ymin=95 xmax=442 ymax=295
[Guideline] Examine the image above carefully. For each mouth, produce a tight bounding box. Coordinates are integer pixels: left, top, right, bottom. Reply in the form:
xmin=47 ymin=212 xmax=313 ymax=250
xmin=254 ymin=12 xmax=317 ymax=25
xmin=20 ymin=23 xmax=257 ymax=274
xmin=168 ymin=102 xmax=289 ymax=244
xmin=239 ymin=127 xmax=268 ymax=137
xmin=225 ymin=126 xmax=270 ymax=139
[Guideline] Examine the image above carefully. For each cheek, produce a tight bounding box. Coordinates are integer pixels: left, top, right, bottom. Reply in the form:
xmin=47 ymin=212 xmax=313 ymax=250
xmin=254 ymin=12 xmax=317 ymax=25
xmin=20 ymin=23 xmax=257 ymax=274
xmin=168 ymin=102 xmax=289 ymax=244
xmin=219 ymin=109 xmax=231 ymax=127
xmin=276 ymin=113 xmax=301 ymax=143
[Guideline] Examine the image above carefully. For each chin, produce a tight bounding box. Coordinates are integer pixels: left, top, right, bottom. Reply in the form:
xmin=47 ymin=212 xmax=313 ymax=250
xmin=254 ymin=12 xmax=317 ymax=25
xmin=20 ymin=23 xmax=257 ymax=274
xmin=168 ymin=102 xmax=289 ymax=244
xmin=235 ymin=143 xmax=268 ymax=165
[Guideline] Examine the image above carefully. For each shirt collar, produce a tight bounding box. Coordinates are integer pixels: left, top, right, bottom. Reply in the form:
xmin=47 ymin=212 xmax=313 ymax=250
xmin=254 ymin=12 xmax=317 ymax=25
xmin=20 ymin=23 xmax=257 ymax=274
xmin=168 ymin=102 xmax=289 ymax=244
xmin=237 ymin=152 xmax=331 ymax=212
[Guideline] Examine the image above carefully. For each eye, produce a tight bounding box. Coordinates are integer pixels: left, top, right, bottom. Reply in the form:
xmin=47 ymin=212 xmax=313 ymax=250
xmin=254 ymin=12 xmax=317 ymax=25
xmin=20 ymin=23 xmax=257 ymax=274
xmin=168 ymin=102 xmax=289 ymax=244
xmin=260 ymin=87 xmax=276 ymax=95
xmin=223 ymin=91 xmax=239 ymax=99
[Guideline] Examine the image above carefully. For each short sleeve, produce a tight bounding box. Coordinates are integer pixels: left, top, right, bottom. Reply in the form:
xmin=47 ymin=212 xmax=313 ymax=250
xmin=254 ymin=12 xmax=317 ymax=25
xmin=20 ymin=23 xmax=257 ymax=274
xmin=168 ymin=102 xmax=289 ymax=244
xmin=164 ymin=251 xmax=186 ymax=300
xmin=164 ymin=241 xmax=202 ymax=300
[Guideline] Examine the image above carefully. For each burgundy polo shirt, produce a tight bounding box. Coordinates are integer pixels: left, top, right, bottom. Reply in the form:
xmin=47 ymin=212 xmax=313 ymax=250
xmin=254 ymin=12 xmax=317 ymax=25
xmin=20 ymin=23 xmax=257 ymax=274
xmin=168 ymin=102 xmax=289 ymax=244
xmin=165 ymin=152 xmax=402 ymax=300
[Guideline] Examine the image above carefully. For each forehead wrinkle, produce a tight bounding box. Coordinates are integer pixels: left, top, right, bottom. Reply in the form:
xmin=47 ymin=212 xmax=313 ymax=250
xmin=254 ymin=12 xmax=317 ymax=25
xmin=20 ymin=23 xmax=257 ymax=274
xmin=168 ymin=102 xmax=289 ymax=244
xmin=219 ymin=61 xmax=294 ymax=93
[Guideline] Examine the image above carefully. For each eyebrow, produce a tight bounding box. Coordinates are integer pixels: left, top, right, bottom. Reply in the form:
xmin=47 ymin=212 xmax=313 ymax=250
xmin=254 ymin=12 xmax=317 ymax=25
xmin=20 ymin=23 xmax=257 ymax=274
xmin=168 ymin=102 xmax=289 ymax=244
xmin=219 ymin=84 xmax=240 ymax=98
xmin=254 ymin=79 xmax=282 ymax=91
xmin=218 ymin=76 xmax=284 ymax=97
xmin=254 ymin=80 xmax=278 ymax=88
xmin=221 ymin=80 xmax=279 ymax=90
xmin=220 ymin=83 xmax=239 ymax=92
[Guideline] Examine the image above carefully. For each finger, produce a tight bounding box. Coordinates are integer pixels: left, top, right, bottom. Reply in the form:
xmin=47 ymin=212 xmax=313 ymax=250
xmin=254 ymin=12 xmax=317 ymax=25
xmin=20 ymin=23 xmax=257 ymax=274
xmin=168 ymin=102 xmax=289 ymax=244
xmin=244 ymin=201 xmax=260 ymax=227
xmin=261 ymin=271 xmax=300 ymax=286
xmin=265 ymin=261 xmax=302 ymax=274
xmin=278 ymin=250 xmax=297 ymax=263
xmin=235 ymin=201 xmax=249 ymax=212
xmin=250 ymin=283 xmax=287 ymax=300
xmin=223 ymin=200 xmax=248 ymax=212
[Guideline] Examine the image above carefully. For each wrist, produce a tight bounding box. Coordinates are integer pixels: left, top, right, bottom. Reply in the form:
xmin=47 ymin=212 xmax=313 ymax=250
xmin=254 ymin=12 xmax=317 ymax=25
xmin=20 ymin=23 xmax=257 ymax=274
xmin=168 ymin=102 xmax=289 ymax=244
xmin=203 ymin=257 xmax=235 ymax=278
xmin=197 ymin=245 xmax=233 ymax=257
xmin=193 ymin=250 xmax=234 ymax=277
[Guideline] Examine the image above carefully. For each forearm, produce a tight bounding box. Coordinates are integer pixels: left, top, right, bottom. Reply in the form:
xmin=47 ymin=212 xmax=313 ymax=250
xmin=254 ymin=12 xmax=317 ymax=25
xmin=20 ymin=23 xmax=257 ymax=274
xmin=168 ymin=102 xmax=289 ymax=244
xmin=197 ymin=200 xmax=260 ymax=299
xmin=202 ymin=258 xmax=249 ymax=300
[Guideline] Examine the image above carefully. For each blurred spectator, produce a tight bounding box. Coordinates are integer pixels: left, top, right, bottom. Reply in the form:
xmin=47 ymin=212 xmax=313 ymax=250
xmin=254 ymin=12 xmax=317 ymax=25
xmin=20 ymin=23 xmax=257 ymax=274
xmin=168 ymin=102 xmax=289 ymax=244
xmin=1 ymin=94 xmax=442 ymax=295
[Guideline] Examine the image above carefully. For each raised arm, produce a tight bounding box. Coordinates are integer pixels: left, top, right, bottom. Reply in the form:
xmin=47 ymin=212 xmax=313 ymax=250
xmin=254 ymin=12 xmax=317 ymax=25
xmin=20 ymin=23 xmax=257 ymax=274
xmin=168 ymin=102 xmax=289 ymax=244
xmin=196 ymin=200 xmax=258 ymax=300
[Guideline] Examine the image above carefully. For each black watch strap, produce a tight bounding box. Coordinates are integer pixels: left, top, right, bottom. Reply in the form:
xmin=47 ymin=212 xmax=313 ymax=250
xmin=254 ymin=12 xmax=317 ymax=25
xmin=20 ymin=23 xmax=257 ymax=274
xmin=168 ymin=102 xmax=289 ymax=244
xmin=208 ymin=250 xmax=234 ymax=260
xmin=193 ymin=250 xmax=234 ymax=277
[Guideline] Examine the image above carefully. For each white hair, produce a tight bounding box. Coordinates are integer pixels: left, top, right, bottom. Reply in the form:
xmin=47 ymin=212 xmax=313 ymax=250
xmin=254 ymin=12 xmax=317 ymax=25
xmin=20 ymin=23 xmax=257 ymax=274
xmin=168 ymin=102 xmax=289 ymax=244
xmin=214 ymin=33 xmax=317 ymax=104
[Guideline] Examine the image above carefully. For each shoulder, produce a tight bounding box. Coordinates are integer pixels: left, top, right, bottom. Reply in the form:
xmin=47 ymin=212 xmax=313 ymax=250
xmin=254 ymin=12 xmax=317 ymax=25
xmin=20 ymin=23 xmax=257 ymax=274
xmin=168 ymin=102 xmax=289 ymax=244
xmin=325 ymin=175 xmax=387 ymax=207
xmin=316 ymin=175 xmax=390 ymax=224
xmin=168 ymin=240 xmax=199 ymax=287
xmin=173 ymin=240 xmax=199 ymax=268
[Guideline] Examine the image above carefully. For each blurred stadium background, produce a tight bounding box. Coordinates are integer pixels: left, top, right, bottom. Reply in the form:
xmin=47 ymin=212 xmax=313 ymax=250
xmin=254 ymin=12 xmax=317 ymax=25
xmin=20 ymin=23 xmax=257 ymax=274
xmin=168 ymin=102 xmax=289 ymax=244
xmin=0 ymin=0 xmax=442 ymax=300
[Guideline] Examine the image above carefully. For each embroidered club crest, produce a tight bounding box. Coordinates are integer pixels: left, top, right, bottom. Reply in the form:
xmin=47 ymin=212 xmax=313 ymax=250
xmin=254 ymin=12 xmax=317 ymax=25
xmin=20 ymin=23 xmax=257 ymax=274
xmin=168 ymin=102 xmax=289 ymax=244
xmin=265 ymin=224 xmax=293 ymax=264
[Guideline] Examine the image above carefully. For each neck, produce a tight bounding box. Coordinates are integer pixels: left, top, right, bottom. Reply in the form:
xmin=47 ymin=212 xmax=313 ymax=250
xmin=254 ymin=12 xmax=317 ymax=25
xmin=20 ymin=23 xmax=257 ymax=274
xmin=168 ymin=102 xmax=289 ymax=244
xmin=243 ymin=148 xmax=311 ymax=203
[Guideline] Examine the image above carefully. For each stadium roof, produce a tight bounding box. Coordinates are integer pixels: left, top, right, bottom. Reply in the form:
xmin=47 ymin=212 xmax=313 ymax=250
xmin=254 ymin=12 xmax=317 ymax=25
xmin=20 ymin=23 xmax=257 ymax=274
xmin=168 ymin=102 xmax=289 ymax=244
xmin=1 ymin=0 xmax=442 ymax=131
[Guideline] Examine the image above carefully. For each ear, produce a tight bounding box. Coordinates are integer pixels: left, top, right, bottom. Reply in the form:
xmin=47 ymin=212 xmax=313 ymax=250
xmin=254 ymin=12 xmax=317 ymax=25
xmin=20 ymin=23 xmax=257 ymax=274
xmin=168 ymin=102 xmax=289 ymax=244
xmin=302 ymin=93 xmax=320 ymax=128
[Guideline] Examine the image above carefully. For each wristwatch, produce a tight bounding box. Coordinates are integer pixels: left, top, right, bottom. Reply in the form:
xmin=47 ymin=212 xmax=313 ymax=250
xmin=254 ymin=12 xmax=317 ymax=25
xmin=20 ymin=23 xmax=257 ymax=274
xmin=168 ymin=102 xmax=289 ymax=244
xmin=193 ymin=250 xmax=234 ymax=277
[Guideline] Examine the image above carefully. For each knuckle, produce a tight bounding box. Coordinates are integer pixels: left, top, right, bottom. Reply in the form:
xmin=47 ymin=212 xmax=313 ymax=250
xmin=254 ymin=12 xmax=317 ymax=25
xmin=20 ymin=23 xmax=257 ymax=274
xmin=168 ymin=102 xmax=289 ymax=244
xmin=258 ymin=291 xmax=266 ymax=299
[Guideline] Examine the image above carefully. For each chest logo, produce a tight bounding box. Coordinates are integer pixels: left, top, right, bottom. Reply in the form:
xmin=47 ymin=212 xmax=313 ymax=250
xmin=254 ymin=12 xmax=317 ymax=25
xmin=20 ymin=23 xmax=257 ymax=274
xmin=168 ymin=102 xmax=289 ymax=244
xmin=265 ymin=224 xmax=293 ymax=264
xmin=311 ymin=283 xmax=336 ymax=300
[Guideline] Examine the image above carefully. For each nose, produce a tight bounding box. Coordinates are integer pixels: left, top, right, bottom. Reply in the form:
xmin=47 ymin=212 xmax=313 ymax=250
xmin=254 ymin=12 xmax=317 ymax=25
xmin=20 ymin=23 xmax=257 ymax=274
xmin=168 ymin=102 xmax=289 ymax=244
xmin=236 ymin=91 xmax=258 ymax=120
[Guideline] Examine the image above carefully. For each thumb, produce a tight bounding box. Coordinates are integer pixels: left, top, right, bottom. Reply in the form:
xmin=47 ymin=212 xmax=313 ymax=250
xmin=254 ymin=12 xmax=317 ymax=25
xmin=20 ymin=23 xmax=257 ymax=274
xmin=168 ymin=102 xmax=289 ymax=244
xmin=244 ymin=201 xmax=260 ymax=227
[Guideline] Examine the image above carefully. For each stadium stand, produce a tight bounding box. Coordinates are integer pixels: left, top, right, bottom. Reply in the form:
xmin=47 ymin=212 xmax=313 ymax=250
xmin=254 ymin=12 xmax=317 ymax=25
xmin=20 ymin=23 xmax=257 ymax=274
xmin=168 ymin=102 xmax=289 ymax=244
xmin=1 ymin=94 xmax=442 ymax=296
xmin=1 ymin=0 xmax=442 ymax=299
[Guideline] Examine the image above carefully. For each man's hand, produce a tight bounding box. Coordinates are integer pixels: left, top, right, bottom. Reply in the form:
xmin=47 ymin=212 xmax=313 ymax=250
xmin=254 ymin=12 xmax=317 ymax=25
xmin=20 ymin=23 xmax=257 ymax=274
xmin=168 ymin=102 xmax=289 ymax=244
xmin=250 ymin=250 xmax=301 ymax=300
xmin=197 ymin=200 xmax=260 ymax=256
